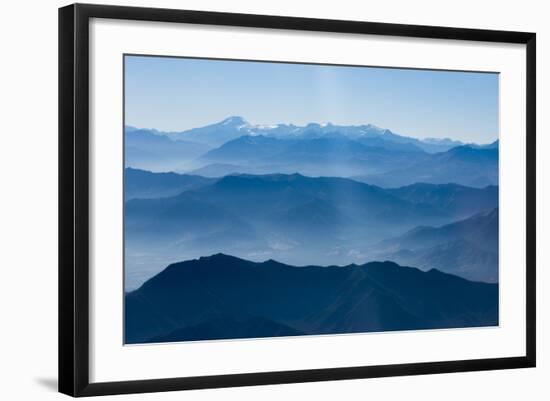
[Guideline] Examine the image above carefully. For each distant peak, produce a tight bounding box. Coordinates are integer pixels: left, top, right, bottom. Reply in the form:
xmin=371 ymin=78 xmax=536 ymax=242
xmin=201 ymin=252 xmax=234 ymax=260
xmin=220 ymin=116 xmax=248 ymax=126
xmin=195 ymin=253 xmax=249 ymax=265
xmin=378 ymin=260 xmax=401 ymax=268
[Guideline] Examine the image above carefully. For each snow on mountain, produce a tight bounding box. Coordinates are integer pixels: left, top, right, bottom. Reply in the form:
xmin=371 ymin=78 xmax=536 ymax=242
xmin=125 ymin=117 xmax=496 ymax=153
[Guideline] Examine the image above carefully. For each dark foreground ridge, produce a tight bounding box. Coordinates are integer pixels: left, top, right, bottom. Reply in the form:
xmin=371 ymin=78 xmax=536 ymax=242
xmin=125 ymin=254 xmax=498 ymax=344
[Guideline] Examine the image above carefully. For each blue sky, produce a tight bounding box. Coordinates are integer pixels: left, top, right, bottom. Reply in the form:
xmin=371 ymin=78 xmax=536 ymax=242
xmin=125 ymin=55 xmax=499 ymax=144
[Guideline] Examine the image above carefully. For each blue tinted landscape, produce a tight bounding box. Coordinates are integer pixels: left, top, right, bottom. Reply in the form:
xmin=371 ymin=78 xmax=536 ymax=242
xmin=124 ymin=56 xmax=499 ymax=344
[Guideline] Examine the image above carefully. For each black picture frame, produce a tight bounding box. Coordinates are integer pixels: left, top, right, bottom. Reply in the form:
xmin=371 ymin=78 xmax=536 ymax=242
xmin=59 ymin=3 xmax=536 ymax=397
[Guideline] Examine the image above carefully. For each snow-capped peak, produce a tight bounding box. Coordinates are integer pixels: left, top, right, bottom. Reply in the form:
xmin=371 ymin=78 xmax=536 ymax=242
xmin=220 ymin=116 xmax=249 ymax=126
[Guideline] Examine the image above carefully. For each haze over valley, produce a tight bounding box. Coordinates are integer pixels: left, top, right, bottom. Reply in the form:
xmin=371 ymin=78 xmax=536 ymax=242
xmin=124 ymin=117 xmax=499 ymax=291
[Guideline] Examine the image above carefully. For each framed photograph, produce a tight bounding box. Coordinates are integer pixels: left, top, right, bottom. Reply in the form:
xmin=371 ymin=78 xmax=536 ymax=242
xmin=59 ymin=3 xmax=536 ymax=397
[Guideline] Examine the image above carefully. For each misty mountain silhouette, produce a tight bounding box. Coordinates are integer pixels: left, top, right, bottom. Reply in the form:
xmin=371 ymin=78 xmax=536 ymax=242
xmin=124 ymin=172 xmax=499 ymax=288
xmin=387 ymin=182 xmax=498 ymax=219
xmin=357 ymin=145 xmax=498 ymax=188
xmin=125 ymin=168 xmax=216 ymax=200
xmin=199 ymin=134 xmax=431 ymax=177
xmin=124 ymin=173 xmax=450 ymax=249
xmin=379 ymin=208 xmax=499 ymax=282
xmin=125 ymin=254 xmax=498 ymax=344
xmin=125 ymin=128 xmax=211 ymax=172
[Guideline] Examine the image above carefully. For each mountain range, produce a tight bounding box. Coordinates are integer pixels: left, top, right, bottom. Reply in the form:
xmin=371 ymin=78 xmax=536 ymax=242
xmin=124 ymin=172 xmax=444 ymax=286
xmin=355 ymin=145 xmax=499 ymax=188
xmin=169 ymin=116 xmax=465 ymax=152
xmin=124 ymin=171 xmax=499 ymax=289
xmin=125 ymin=173 xmax=449 ymax=256
xmin=124 ymin=168 xmax=215 ymax=200
xmin=198 ymin=135 xmax=498 ymax=187
xmin=125 ymin=253 xmax=498 ymax=344
xmin=125 ymin=128 xmax=210 ymax=172
xmin=198 ymin=134 xmax=430 ymax=177
xmin=387 ymin=182 xmax=498 ymax=219
xmin=123 ymin=116 xmax=500 ymax=343
xmin=124 ymin=118 xmax=498 ymax=187
xmin=376 ymin=208 xmax=499 ymax=282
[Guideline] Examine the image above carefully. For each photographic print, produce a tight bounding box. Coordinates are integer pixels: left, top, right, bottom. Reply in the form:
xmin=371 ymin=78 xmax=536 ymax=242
xmin=123 ymin=55 xmax=499 ymax=345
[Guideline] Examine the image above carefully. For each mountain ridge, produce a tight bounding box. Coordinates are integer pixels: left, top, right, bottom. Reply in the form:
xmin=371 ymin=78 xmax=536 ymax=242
xmin=124 ymin=172 xmax=498 ymax=289
xmin=125 ymin=253 xmax=498 ymax=344
xmin=377 ymin=208 xmax=499 ymax=282
xmin=125 ymin=117 xmax=496 ymax=152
